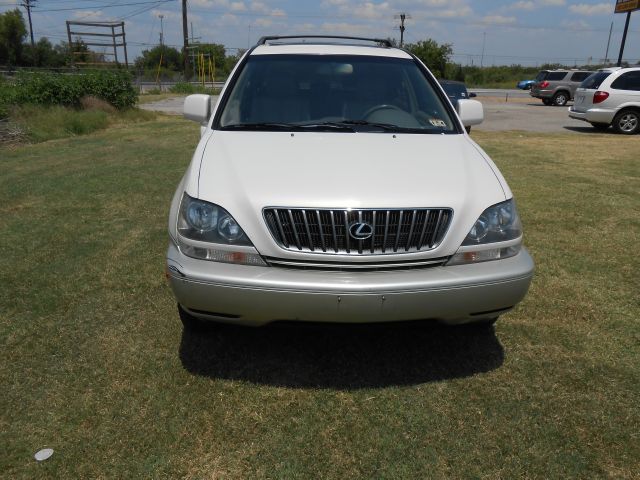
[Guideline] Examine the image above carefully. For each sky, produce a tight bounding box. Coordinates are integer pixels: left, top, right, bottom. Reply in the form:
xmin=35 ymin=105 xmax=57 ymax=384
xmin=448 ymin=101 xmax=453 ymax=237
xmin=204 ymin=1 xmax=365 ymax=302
xmin=2 ymin=0 xmax=639 ymax=66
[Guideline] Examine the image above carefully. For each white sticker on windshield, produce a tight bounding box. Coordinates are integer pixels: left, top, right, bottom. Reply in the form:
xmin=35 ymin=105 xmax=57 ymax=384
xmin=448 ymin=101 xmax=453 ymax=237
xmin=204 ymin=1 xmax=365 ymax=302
xmin=429 ymin=119 xmax=447 ymax=128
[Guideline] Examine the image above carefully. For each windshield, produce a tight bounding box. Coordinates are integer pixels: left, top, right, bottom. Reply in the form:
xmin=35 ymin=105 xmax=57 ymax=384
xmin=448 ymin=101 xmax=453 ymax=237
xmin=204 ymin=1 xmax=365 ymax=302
xmin=580 ymin=71 xmax=612 ymax=90
xmin=217 ymin=54 xmax=458 ymax=133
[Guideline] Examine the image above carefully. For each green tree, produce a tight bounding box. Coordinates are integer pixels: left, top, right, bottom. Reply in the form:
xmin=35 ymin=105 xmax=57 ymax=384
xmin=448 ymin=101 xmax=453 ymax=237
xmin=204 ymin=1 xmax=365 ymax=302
xmin=135 ymin=45 xmax=182 ymax=71
xmin=22 ymin=37 xmax=68 ymax=67
xmin=406 ymin=39 xmax=452 ymax=78
xmin=0 ymin=9 xmax=27 ymax=66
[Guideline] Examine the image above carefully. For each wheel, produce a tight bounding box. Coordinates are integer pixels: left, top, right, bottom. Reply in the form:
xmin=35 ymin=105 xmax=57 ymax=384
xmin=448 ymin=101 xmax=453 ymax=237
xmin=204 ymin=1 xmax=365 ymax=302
xmin=542 ymin=99 xmax=552 ymax=106
xmin=552 ymin=91 xmax=569 ymax=106
xmin=178 ymin=304 xmax=216 ymax=332
xmin=612 ymin=110 xmax=639 ymax=135
xmin=590 ymin=122 xmax=609 ymax=131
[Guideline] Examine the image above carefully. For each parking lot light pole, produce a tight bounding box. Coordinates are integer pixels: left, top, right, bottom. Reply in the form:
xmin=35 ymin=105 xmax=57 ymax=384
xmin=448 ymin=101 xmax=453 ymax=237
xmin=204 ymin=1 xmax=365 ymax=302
xmin=617 ymin=11 xmax=632 ymax=66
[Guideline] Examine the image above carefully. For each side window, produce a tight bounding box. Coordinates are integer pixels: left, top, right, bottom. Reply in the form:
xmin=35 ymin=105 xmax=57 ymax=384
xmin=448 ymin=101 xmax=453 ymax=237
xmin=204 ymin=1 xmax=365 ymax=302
xmin=611 ymin=72 xmax=640 ymax=91
xmin=546 ymin=72 xmax=567 ymax=81
xmin=571 ymin=72 xmax=590 ymax=82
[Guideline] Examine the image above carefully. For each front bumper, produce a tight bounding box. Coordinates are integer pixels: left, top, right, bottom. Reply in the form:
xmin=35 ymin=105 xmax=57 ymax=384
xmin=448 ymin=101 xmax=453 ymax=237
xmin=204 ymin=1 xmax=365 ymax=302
xmin=166 ymin=243 xmax=534 ymax=326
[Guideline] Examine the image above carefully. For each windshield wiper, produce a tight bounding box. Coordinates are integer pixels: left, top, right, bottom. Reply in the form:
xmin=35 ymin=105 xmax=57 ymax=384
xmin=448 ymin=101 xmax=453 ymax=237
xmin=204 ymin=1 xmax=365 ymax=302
xmin=221 ymin=122 xmax=299 ymax=131
xmin=221 ymin=122 xmax=355 ymax=132
xmin=339 ymin=120 xmax=439 ymax=133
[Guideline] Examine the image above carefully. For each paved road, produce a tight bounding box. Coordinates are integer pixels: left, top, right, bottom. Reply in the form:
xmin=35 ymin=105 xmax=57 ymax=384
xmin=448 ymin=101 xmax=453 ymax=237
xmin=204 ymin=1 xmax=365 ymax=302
xmin=140 ymin=92 xmax=596 ymax=134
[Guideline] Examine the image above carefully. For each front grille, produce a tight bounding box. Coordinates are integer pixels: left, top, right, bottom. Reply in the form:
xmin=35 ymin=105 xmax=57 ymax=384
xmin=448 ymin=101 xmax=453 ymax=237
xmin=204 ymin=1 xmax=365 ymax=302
xmin=263 ymin=208 xmax=452 ymax=255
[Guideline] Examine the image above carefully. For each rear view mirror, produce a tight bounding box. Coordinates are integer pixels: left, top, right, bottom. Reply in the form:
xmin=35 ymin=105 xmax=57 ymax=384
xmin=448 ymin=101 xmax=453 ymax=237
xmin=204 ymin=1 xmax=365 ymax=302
xmin=184 ymin=94 xmax=211 ymax=124
xmin=457 ymin=99 xmax=484 ymax=127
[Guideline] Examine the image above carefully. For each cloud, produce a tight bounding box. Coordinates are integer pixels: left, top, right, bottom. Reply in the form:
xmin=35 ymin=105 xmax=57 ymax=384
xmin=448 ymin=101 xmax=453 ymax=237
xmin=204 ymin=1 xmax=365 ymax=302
xmin=481 ymin=15 xmax=517 ymax=25
xmin=72 ymin=10 xmax=106 ymax=20
xmin=509 ymin=1 xmax=535 ymax=10
xmin=568 ymin=3 xmax=611 ymax=16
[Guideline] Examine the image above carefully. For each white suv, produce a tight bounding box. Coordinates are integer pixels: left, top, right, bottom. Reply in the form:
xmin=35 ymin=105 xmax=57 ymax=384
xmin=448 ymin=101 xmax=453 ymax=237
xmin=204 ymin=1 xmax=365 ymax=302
xmin=569 ymin=67 xmax=640 ymax=134
xmin=167 ymin=36 xmax=534 ymax=329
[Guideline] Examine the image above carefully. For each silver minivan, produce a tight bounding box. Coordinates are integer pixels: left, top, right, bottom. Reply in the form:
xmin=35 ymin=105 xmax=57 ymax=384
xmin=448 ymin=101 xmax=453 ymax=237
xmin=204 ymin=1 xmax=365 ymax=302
xmin=569 ymin=67 xmax=640 ymax=134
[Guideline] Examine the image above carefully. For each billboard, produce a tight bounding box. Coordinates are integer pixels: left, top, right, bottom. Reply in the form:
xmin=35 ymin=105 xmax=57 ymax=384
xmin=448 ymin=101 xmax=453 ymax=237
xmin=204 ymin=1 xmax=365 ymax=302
xmin=615 ymin=0 xmax=639 ymax=13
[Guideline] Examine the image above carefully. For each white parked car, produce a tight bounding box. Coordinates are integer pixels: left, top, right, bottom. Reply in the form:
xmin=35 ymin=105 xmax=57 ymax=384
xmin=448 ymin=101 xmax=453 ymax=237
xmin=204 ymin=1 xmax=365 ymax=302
xmin=569 ymin=67 xmax=640 ymax=134
xmin=167 ymin=36 xmax=534 ymax=330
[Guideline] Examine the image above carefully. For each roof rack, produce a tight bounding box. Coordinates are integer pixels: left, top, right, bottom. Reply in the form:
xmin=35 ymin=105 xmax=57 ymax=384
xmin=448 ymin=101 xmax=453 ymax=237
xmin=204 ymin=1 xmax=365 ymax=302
xmin=257 ymin=35 xmax=393 ymax=48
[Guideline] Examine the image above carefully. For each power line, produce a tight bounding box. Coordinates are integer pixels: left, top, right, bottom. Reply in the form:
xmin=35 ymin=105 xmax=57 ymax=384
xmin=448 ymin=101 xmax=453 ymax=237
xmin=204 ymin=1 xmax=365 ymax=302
xmin=27 ymin=0 xmax=174 ymax=13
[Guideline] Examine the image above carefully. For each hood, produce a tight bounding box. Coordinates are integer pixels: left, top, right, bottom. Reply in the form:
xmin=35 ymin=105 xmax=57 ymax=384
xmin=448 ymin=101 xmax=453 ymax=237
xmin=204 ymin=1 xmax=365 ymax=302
xmin=196 ymin=131 xmax=507 ymax=258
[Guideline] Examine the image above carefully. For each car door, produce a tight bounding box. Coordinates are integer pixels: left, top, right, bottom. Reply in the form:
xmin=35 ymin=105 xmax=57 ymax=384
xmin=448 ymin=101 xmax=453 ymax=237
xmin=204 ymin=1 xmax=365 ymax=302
xmin=610 ymin=71 xmax=640 ymax=108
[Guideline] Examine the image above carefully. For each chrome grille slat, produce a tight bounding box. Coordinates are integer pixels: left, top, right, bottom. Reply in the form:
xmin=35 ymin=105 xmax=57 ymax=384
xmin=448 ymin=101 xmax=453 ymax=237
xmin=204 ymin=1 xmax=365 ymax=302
xmin=287 ymin=209 xmax=302 ymax=250
xmin=343 ymin=210 xmax=350 ymax=253
xmin=329 ymin=210 xmax=338 ymax=253
xmin=301 ymin=210 xmax=314 ymax=252
xmin=417 ymin=209 xmax=430 ymax=250
xmin=370 ymin=211 xmax=376 ymax=254
xmin=406 ymin=210 xmax=417 ymax=252
xmin=264 ymin=207 xmax=452 ymax=255
xmin=394 ymin=210 xmax=404 ymax=252
xmin=315 ymin=210 xmax=326 ymax=252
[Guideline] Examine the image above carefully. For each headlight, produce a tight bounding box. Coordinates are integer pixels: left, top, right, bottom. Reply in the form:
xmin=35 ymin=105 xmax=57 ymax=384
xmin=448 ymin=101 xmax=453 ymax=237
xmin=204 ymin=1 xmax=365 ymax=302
xmin=176 ymin=193 xmax=267 ymax=266
xmin=448 ymin=199 xmax=523 ymax=266
xmin=462 ymin=199 xmax=521 ymax=245
xmin=178 ymin=193 xmax=252 ymax=246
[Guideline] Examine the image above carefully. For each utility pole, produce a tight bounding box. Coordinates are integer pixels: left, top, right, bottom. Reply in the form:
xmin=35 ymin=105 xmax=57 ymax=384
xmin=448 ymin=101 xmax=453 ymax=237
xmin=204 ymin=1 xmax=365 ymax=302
xmin=22 ymin=0 xmax=36 ymax=47
xmin=604 ymin=21 xmax=613 ymax=65
xmin=182 ymin=0 xmax=190 ymax=78
xmin=159 ymin=14 xmax=164 ymax=47
xmin=394 ymin=13 xmax=410 ymax=47
xmin=480 ymin=32 xmax=486 ymax=68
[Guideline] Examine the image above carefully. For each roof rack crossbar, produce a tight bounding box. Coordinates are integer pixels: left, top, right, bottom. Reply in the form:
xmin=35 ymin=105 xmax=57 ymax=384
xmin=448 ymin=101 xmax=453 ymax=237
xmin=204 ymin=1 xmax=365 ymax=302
xmin=257 ymin=35 xmax=392 ymax=48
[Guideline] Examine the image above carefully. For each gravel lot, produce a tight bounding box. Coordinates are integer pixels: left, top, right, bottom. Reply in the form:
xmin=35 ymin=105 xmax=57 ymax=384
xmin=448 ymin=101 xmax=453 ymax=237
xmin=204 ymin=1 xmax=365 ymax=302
xmin=140 ymin=90 xmax=601 ymax=134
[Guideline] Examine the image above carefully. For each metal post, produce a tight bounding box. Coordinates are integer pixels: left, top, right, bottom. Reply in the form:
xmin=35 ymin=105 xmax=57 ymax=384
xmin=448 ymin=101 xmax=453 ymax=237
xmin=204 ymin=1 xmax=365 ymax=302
xmin=182 ymin=0 xmax=190 ymax=78
xmin=66 ymin=21 xmax=73 ymax=66
xmin=617 ymin=11 xmax=632 ymax=67
xmin=121 ymin=23 xmax=128 ymax=68
xmin=399 ymin=13 xmax=405 ymax=47
xmin=23 ymin=0 xmax=35 ymax=47
xmin=604 ymin=21 xmax=613 ymax=65
xmin=111 ymin=25 xmax=119 ymax=65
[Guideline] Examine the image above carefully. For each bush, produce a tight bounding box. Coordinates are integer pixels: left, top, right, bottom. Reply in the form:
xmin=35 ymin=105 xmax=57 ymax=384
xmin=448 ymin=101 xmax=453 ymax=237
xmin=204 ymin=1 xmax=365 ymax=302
xmin=168 ymin=82 xmax=219 ymax=94
xmin=8 ymin=70 xmax=137 ymax=109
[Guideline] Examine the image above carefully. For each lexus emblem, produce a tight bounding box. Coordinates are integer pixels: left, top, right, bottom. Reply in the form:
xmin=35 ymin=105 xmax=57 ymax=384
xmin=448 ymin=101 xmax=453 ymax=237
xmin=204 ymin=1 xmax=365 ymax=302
xmin=349 ymin=222 xmax=374 ymax=240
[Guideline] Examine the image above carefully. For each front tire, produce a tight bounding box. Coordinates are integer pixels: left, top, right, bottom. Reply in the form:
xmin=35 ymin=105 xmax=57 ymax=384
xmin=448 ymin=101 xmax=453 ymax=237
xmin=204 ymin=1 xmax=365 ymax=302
xmin=612 ymin=110 xmax=639 ymax=135
xmin=552 ymin=91 xmax=569 ymax=106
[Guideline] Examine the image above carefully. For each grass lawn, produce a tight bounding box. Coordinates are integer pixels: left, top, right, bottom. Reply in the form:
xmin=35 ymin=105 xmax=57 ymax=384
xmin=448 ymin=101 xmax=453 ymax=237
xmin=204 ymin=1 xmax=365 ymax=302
xmin=1 ymin=118 xmax=638 ymax=478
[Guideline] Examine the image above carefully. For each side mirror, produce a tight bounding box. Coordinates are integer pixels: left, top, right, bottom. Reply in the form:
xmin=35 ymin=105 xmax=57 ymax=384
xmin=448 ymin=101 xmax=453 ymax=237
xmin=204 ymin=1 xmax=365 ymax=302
xmin=469 ymin=92 xmax=477 ymax=98
xmin=457 ymin=99 xmax=483 ymax=128
xmin=184 ymin=94 xmax=211 ymax=124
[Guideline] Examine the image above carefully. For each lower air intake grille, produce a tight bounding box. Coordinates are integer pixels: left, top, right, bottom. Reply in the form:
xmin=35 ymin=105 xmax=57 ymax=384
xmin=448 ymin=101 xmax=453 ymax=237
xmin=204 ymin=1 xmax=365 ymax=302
xmin=263 ymin=208 xmax=452 ymax=255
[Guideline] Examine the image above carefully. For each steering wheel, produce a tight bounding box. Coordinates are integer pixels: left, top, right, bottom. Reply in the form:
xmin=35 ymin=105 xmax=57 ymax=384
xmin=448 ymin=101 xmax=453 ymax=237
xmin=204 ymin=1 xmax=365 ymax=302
xmin=361 ymin=104 xmax=404 ymax=119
